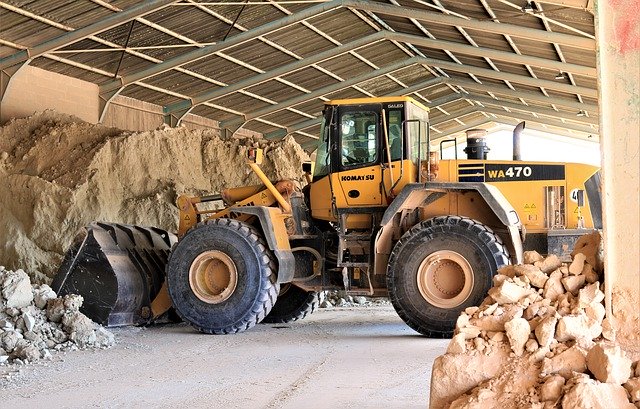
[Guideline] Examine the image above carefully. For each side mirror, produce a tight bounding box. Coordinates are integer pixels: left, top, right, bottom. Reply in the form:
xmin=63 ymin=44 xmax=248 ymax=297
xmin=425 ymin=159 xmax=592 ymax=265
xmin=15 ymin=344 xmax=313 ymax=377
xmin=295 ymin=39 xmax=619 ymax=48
xmin=302 ymin=162 xmax=312 ymax=173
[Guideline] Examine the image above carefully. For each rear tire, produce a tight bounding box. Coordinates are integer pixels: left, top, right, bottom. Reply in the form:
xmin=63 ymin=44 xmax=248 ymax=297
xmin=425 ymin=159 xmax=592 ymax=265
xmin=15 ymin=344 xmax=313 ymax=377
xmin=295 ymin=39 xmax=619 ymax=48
xmin=387 ymin=216 xmax=509 ymax=337
xmin=166 ymin=218 xmax=278 ymax=334
xmin=263 ymin=284 xmax=323 ymax=324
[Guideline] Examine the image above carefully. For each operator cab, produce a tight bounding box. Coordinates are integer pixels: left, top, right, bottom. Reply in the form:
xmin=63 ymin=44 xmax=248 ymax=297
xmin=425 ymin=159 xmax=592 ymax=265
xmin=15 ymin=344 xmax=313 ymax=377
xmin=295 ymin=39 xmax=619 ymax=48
xmin=309 ymin=97 xmax=430 ymax=228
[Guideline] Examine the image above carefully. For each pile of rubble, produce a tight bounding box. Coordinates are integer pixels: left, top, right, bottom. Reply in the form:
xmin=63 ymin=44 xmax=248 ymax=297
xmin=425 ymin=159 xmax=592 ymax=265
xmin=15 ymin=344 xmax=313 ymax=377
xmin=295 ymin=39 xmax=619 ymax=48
xmin=0 ymin=266 xmax=114 ymax=365
xmin=430 ymin=233 xmax=640 ymax=408
xmin=320 ymin=291 xmax=391 ymax=308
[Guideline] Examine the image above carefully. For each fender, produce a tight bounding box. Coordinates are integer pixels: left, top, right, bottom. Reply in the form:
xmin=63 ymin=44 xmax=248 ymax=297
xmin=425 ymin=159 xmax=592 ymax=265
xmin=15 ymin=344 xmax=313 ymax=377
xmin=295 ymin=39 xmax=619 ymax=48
xmin=227 ymin=206 xmax=295 ymax=284
xmin=374 ymin=182 xmax=524 ymax=275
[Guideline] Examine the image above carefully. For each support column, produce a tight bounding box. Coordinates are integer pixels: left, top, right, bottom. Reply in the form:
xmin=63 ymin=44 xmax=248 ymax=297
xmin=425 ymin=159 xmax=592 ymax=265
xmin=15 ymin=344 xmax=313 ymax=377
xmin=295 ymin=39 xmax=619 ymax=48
xmin=596 ymin=0 xmax=640 ymax=341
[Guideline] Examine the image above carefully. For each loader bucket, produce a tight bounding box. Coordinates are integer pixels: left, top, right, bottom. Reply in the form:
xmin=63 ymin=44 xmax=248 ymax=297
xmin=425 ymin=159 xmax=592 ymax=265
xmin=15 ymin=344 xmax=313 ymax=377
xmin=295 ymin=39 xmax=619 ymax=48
xmin=51 ymin=222 xmax=177 ymax=327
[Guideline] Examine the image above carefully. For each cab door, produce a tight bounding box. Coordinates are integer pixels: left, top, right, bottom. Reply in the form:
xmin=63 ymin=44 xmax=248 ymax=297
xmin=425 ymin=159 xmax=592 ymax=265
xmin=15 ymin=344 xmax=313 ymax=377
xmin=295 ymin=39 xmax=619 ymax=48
xmin=333 ymin=107 xmax=383 ymax=207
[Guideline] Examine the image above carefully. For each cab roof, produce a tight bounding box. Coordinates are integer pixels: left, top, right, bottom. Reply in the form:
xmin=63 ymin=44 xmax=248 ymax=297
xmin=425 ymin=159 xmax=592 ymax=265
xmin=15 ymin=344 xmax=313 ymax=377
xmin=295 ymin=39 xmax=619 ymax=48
xmin=325 ymin=96 xmax=430 ymax=113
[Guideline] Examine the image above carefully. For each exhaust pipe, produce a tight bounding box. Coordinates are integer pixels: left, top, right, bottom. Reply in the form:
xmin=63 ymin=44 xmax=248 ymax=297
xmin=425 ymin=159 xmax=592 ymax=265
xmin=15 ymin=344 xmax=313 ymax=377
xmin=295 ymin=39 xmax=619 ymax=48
xmin=513 ymin=121 xmax=525 ymax=161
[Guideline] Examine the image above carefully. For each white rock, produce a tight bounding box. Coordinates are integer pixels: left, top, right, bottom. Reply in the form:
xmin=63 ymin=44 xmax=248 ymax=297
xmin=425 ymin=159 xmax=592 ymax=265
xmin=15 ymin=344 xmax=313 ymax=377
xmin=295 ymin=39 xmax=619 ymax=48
xmin=578 ymin=282 xmax=605 ymax=307
xmin=523 ymin=250 xmax=544 ymax=264
xmin=541 ymin=346 xmax=587 ymax=378
xmin=562 ymin=378 xmax=635 ymax=408
xmin=504 ymin=317 xmax=530 ymax=356
xmin=516 ymin=264 xmax=548 ymax=288
xmin=587 ymin=343 xmax=632 ymax=384
xmin=458 ymin=326 xmax=481 ymax=340
xmin=525 ymin=338 xmax=539 ymax=353
xmin=535 ymin=255 xmax=562 ymax=274
xmin=447 ymin=333 xmax=467 ymax=354
xmin=488 ymin=280 xmax=534 ymax=305
xmin=33 ymin=285 xmax=57 ymax=309
xmin=569 ymin=253 xmax=586 ymax=275
xmin=22 ymin=312 xmax=35 ymax=332
xmin=556 ymin=313 xmax=602 ymax=343
xmin=0 ymin=355 xmax=8 ymax=364
xmin=539 ymin=375 xmax=565 ymax=402
xmin=1 ymin=269 xmax=34 ymax=308
xmin=456 ymin=313 xmax=470 ymax=330
xmin=561 ymin=275 xmax=586 ymax=296
xmin=535 ymin=315 xmax=557 ymax=348
xmin=543 ymin=270 xmax=565 ymax=302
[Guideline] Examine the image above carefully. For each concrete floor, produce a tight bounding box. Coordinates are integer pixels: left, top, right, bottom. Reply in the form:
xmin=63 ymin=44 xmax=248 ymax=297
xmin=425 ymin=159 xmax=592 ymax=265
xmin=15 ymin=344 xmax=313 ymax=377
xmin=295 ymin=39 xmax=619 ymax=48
xmin=0 ymin=305 xmax=449 ymax=409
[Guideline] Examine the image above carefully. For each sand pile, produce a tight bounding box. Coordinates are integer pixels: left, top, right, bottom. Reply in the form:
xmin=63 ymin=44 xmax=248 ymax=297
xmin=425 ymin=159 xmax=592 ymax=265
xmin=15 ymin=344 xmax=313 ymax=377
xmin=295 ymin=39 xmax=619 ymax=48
xmin=0 ymin=265 xmax=114 ymax=365
xmin=0 ymin=111 xmax=310 ymax=280
xmin=430 ymin=232 xmax=640 ymax=408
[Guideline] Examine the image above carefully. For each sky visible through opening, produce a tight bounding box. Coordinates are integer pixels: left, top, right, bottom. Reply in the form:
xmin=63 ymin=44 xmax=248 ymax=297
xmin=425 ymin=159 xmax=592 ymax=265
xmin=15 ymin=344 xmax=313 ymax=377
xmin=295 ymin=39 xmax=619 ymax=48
xmin=441 ymin=129 xmax=600 ymax=167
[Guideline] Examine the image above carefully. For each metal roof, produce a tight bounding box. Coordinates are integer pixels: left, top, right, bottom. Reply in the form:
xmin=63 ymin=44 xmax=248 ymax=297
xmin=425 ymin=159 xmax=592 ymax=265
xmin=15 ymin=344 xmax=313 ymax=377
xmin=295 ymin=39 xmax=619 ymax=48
xmin=0 ymin=0 xmax=598 ymax=150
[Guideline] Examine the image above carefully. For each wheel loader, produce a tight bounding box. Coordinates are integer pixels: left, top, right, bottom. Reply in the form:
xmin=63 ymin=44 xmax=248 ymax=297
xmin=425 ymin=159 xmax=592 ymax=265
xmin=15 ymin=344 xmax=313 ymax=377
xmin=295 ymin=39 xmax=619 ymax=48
xmin=52 ymin=96 xmax=601 ymax=337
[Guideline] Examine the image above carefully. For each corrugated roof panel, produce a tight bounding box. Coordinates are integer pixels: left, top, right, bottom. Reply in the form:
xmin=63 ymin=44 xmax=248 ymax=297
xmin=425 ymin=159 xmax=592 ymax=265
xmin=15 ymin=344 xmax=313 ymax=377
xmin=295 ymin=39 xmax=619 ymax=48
xmin=279 ymin=66 xmax=343 ymax=91
xmin=30 ymin=57 xmax=110 ymax=83
xmin=264 ymin=24 xmax=345 ymax=58
xmin=262 ymin=109 xmax=315 ymax=126
xmin=0 ymin=11 xmax=64 ymax=47
xmin=120 ymin=83 xmax=183 ymax=106
xmin=224 ymin=38 xmax=299 ymax=72
xmin=358 ymin=75 xmax=404 ymax=95
xmin=317 ymin=53 xmax=379 ymax=80
xmin=305 ymin=8 xmax=378 ymax=44
xmin=244 ymin=80 xmax=310 ymax=104
xmin=181 ymin=53 xmax=262 ymax=84
xmin=142 ymin=5 xmax=235 ymax=44
xmin=354 ymin=40 xmax=412 ymax=67
xmin=489 ymin=60 xmax=535 ymax=77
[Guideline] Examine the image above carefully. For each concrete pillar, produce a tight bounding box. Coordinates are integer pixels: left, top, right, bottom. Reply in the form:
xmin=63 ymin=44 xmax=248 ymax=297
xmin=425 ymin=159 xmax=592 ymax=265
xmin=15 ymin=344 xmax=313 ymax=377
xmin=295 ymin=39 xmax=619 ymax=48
xmin=595 ymin=0 xmax=640 ymax=341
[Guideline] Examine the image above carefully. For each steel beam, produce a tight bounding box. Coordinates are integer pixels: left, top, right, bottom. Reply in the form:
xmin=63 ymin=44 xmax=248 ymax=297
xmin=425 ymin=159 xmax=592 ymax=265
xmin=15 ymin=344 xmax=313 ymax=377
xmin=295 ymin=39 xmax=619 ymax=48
xmin=414 ymin=57 xmax=596 ymax=98
xmin=0 ymin=0 xmax=177 ymax=70
xmin=97 ymin=0 xmax=594 ymax=97
xmin=444 ymin=78 xmax=598 ymax=111
xmin=169 ymin=51 xmax=595 ymax=122
xmin=219 ymin=59 xmax=442 ymax=130
xmin=479 ymin=106 xmax=597 ymax=134
xmin=345 ymin=0 xmax=595 ymax=50
xmin=391 ymin=32 xmax=596 ymax=77
xmin=468 ymin=94 xmax=598 ymax=125
xmin=491 ymin=117 xmax=598 ymax=140
xmin=163 ymin=31 xmax=389 ymax=122
xmin=99 ymin=0 xmax=344 ymax=94
xmin=536 ymin=0 xmax=594 ymax=12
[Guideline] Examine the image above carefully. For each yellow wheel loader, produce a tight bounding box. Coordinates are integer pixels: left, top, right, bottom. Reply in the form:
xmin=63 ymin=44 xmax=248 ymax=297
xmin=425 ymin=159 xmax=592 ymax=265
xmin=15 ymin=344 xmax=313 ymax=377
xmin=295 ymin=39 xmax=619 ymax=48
xmin=52 ymin=96 xmax=601 ymax=337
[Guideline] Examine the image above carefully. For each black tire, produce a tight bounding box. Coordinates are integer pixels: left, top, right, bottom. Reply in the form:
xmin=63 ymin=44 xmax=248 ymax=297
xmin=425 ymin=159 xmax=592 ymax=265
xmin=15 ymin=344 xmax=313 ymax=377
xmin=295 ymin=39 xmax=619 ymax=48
xmin=166 ymin=218 xmax=279 ymax=334
xmin=262 ymin=284 xmax=323 ymax=323
xmin=387 ymin=216 xmax=509 ymax=338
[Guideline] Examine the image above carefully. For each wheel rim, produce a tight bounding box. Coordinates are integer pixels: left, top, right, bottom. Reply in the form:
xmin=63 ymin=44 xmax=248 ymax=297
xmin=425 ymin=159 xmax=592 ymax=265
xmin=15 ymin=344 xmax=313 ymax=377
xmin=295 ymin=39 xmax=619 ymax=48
xmin=416 ymin=250 xmax=474 ymax=309
xmin=189 ymin=250 xmax=238 ymax=304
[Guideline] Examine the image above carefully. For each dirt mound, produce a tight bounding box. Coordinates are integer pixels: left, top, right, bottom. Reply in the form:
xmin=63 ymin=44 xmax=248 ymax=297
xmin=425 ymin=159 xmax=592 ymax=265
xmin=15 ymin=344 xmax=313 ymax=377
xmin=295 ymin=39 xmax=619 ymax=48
xmin=0 ymin=111 xmax=310 ymax=280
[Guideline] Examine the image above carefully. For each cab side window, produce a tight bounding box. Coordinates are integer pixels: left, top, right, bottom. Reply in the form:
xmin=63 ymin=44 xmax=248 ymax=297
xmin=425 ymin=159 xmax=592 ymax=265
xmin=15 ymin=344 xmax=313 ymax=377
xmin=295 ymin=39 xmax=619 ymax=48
xmin=340 ymin=112 xmax=377 ymax=167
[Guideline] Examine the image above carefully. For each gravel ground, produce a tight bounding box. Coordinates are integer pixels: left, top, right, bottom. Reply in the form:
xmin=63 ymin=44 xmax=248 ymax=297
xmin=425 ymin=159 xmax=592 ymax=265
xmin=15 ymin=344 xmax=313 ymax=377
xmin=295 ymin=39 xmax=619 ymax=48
xmin=0 ymin=305 xmax=448 ymax=409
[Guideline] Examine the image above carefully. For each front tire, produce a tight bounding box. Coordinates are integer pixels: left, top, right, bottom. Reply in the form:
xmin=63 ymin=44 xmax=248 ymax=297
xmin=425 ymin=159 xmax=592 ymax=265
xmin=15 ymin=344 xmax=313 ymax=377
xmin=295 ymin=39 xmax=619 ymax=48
xmin=263 ymin=284 xmax=323 ymax=324
xmin=166 ymin=218 xmax=278 ymax=334
xmin=387 ymin=216 xmax=509 ymax=337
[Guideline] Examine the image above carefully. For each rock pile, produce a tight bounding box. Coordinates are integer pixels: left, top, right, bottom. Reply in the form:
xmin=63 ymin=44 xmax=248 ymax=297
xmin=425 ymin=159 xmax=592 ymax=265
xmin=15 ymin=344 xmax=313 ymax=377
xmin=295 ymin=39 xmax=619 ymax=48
xmin=430 ymin=233 xmax=640 ymax=408
xmin=0 ymin=266 xmax=114 ymax=365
